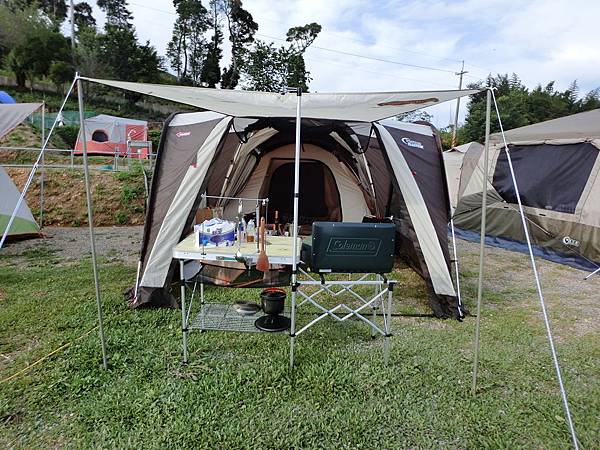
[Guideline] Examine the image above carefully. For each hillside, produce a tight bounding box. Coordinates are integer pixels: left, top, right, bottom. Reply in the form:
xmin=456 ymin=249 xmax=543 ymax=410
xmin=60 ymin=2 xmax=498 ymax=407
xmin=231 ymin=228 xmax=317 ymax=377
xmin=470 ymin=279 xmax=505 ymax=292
xmin=7 ymin=165 xmax=147 ymax=227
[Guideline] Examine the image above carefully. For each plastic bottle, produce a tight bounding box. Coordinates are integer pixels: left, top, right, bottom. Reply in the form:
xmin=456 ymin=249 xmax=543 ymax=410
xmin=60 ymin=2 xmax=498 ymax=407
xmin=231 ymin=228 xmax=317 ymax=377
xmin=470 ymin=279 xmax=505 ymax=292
xmin=246 ymin=220 xmax=255 ymax=243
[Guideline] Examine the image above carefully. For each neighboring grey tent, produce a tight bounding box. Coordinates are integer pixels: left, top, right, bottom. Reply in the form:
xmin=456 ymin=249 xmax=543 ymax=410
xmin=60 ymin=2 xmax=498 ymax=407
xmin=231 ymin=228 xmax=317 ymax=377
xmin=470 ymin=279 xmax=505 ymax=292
xmin=443 ymin=142 xmax=483 ymax=210
xmin=0 ymin=166 xmax=39 ymax=240
xmin=133 ymin=113 xmax=460 ymax=318
xmin=0 ymin=103 xmax=42 ymax=140
xmin=0 ymin=103 xmax=42 ymax=241
xmin=454 ymin=108 xmax=600 ymax=270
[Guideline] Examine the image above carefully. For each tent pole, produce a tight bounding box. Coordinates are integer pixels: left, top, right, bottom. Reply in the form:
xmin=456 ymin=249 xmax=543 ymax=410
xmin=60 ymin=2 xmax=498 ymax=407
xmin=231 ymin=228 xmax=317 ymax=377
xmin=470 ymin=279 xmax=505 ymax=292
xmin=471 ymin=88 xmax=491 ymax=395
xmin=491 ymin=90 xmax=579 ymax=449
xmin=449 ymin=216 xmax=463 ymax=317
xmin=289 ymin=87 xmax=302 ymax=370
xmin=77 ymin=75 xmax=108 ymax=370
xmin=0 ymin=79 xmax=77 ymax=250
xmin=39 ymin=102 xmax=45 ymax=228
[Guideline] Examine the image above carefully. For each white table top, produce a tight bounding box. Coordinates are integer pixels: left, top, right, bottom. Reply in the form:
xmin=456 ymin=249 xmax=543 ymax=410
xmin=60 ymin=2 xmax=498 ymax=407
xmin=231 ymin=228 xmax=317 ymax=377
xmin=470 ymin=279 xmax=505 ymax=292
xmin=173 ymin=234 xmax=302 ymax=265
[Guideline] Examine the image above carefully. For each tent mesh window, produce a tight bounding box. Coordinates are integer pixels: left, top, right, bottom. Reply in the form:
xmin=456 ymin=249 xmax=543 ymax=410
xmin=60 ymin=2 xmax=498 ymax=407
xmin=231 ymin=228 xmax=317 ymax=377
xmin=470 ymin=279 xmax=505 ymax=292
xmin=91 ymin=130 xmax=109 ymax=142
xmin=493 ymin=142 xmax=599 ymax=213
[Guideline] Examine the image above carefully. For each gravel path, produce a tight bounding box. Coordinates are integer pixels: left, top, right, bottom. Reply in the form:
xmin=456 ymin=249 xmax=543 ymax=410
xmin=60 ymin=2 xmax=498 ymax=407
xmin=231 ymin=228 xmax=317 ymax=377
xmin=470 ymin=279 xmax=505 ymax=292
xmin=1 ymin=226 xmax=143 ymax=266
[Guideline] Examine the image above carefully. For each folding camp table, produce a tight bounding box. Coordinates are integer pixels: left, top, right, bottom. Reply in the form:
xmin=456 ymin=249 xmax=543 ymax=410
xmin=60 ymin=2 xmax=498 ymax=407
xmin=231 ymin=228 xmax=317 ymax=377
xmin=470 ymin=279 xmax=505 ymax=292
xmin=173 ymin=222 xmax=396 ymax=368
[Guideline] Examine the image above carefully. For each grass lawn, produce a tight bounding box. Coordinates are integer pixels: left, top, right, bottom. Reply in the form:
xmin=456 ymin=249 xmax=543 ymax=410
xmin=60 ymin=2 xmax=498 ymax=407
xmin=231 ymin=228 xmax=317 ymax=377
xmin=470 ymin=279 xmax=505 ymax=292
xmin=1 ymin=243 xmax=599 ymax=449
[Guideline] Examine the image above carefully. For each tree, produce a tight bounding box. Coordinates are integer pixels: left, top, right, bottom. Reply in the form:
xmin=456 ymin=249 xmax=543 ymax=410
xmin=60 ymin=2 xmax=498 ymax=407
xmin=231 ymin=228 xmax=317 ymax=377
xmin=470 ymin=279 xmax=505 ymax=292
xmin=7 ymin=27 xmax=71 ymax=87
xmin=74 ymin=2 xmax=96 ymax=30
xmin=97 ymin=0 xmax=133 ymax=29
xmin=220 ymin=0 xmax=257 ymax=89
xmin=95 ymin=0 xmax=163 ymax=82
xmin=462 ymin=74 xmax=600 ymax=143
xmin=167 ymin=0 xmax=209 ymax=84
xmin=241 ymin=23 xmax=321 ymax=92
xmin=200 ymin=0 xmax=223 ymax=87
xmin=49 ymin=60 xmax=74 ymax=93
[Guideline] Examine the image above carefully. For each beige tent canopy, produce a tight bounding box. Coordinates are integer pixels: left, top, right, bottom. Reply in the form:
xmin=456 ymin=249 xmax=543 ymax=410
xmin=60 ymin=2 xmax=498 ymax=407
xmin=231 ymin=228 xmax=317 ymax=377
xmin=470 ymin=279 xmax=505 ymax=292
xmin=443 ymin=142 xmax=483 ymax=210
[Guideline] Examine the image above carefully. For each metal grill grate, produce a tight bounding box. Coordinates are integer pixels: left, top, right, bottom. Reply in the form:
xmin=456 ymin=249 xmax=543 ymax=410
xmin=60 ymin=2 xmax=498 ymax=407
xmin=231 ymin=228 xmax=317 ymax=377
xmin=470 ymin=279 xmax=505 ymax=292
xmin=189 ymin=303 xmax=290 ymax=333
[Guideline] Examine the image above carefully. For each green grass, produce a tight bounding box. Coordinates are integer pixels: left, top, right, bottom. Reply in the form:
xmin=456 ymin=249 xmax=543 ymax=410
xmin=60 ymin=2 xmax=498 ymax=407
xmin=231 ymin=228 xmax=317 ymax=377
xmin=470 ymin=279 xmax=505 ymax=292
xmin=1 ymin=256 xmax=599 ymax=449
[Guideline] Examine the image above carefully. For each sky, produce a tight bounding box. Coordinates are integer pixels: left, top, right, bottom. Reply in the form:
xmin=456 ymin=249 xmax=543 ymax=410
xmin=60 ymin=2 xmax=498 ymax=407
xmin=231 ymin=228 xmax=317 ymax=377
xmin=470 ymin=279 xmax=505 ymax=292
xmin=87 ymin=0 xmax=600 ymax=128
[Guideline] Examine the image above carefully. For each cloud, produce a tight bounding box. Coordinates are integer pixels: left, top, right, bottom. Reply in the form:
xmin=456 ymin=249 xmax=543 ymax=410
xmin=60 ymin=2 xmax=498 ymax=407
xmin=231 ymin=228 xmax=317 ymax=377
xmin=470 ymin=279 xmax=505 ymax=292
xmin=87 ymin=0 xmax=599 ymax=128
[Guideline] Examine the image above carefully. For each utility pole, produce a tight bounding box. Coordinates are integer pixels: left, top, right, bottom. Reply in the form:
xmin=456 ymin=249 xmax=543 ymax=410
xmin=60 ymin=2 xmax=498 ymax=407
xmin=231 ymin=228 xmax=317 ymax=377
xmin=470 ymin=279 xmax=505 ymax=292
xmin=69 ymin=0 xmax=76 ymax=58
xmin=451 ymin=60 xmax=468 ymax=148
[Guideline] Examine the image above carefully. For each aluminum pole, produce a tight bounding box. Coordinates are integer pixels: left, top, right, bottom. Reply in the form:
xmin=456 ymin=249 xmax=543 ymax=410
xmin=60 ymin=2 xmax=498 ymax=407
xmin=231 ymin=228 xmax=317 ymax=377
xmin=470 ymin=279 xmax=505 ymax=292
xmin=472 ymin=88 xmax=491 ymax=394
xmin=289 ymin=87 xmax=301 ymax=369
xmin=491 ymin=90 xmax=579 ymax=449
xmin=39 ymin=102 xmax=45 ymax=228
xmin=77 ymin=76 xmax=108 ymax=370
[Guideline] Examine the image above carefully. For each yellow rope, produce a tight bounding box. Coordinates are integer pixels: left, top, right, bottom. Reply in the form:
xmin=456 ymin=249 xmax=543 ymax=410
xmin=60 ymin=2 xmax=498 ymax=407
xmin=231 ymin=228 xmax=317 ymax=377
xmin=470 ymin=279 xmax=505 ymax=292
xmin=1 ymin=326 xmax=99 ymax=384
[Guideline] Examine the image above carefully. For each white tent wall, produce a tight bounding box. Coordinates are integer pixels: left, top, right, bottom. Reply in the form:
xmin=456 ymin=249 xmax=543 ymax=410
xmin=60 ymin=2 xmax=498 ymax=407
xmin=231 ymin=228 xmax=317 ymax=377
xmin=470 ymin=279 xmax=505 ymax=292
xmin=223 ymin=143 xmax=371 ymax=221
xmin=139 ymin=117 xmax=232 ymax=288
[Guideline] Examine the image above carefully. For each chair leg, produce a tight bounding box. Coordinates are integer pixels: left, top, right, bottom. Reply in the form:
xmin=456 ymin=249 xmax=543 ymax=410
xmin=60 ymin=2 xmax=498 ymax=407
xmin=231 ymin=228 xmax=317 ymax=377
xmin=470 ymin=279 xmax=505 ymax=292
xmin=383 ymin=286 xmax=393 ymax=366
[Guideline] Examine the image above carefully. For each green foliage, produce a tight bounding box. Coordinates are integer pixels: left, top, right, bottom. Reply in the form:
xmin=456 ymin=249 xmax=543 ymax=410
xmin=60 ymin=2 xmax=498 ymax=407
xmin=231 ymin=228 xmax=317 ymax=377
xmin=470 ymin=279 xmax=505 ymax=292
xmin=462 ymin=74 xmax=600 ymax=143
xmin=6 ymin=25 xmax=71 ymax=88
xmin=221 ymin=0 xmax=258 ymax=89
xmin=148 ymin=130 xmax=162 ymax=153
xmin=166 ymin=0 xmax=209 ymax=84
xmin=241 ymin=23 xmax=322 ymax=92
xmin=54 ymin=126 xmax=80 ymax=149
xmin=114 ymin=210 xmax=129 ymax=224
xmin=49 ymin=61 xmax=74 ymax=93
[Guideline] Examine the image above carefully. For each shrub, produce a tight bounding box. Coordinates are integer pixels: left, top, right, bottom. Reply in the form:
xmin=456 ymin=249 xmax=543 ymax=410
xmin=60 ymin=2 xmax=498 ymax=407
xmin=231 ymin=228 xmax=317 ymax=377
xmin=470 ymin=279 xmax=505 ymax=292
xmin=54 ymin=125 xmax=79 ymax=149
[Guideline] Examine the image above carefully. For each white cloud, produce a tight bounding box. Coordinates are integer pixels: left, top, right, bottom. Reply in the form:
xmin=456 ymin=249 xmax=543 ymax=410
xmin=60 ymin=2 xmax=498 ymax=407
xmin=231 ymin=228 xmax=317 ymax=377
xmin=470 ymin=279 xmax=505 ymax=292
xmin=87 ymin=0 xmax=599 ymax=127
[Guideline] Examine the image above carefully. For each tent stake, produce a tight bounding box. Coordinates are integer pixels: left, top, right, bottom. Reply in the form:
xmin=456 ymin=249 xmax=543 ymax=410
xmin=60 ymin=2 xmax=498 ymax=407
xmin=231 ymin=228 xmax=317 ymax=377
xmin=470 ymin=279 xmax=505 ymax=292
xmin=472 ymin=89 xmax=491 ymax=395
xmin=491 ymin=90 xmax=579 ymax=449
xmin=77 ymin=75 xmax=108 ymax=370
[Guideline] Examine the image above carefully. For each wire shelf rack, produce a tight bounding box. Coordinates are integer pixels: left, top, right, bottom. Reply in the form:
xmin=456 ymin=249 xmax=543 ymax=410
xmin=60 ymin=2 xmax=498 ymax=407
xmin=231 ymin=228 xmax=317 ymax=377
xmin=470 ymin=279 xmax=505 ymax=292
xmin=189 ymin=303 xmax=290 ymax=333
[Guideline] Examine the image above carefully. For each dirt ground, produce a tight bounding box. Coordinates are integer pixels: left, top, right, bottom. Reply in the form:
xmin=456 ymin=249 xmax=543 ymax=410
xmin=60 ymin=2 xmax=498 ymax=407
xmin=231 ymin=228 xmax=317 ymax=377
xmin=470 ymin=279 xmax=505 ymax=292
xmin=1 ymin=226 xmax=143 ymax=266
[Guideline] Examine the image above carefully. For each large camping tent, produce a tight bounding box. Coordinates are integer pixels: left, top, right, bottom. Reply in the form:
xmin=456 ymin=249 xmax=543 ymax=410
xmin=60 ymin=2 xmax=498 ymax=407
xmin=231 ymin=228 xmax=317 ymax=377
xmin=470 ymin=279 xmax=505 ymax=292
xmin=134 ymin=111 xmax=463 ymax=318
xmin=443 ymin=141 xmax=483 ymax=210
xmin=454 ymin=108 xmax=600 ymax=270
xmin=74 ymin=114 xmax=149 ymax=158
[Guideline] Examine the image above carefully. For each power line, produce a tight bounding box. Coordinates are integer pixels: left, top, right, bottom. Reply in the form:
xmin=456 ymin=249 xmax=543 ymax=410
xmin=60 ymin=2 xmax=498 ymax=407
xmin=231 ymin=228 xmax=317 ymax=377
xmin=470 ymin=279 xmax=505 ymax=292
xmin=127 ymin=1 xmax=491 ymax=79
xmin=256 ymin=33 xmax=457 ymax=74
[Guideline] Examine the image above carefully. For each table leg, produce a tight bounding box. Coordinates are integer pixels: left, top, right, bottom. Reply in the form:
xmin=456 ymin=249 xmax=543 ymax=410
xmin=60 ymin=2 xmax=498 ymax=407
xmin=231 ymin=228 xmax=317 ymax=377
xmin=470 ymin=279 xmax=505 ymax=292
xmin=179 ymin=260 xmax=189 ymax=364
xmin=289 ymin=285 xmax=297 ymax=370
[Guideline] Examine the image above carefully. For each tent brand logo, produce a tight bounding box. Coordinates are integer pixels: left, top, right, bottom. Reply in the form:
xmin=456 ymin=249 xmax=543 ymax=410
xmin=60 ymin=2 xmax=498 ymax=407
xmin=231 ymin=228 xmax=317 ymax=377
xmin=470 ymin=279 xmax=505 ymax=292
xmin=377 ymin=97 xmax=439 ymax=107
xmin=175 ymin=131 xmax=191 ymax=138
xmin=326 ymin=237 xmax=381 ymax=256
xmin=562 ymin=236 xmax=580 ymax=247
xmin=401 ymin=137 xmax=424 ymax=149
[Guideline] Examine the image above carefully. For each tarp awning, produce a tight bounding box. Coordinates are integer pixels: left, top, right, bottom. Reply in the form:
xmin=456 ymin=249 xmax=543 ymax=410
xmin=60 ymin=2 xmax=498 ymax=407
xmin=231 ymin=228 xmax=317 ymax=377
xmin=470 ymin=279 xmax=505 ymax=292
xmin=0 ymin=103 xmax=42 ymax=140
xmin=490 ymin=108 xmax=600 ymax=143
xmin=81 ymin=77 xmax=480 ymax=122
